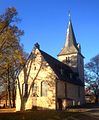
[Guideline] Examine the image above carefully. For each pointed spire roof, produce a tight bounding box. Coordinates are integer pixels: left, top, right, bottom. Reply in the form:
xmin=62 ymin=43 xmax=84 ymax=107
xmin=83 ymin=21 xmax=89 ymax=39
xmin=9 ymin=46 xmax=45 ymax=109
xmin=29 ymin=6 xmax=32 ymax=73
xmin=58 ymin=15 xmax=80 ymax=56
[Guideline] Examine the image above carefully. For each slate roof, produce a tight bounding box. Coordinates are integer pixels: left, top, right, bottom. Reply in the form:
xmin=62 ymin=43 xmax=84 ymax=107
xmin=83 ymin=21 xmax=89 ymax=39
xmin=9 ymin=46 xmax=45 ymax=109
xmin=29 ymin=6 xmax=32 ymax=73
xmin=39 ymin=49 xmax=84 ymax=86
xmin=58 ymin=20 xmax=80 ymax=56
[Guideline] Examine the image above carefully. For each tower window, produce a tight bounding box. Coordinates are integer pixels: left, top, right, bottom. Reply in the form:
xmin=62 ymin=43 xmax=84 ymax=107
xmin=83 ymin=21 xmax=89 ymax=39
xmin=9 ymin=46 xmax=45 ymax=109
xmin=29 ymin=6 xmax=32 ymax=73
xmin=66 ymin=57 xmax=70 ymax=63
xmin=80 ymin=58 xmax=82 ymax=64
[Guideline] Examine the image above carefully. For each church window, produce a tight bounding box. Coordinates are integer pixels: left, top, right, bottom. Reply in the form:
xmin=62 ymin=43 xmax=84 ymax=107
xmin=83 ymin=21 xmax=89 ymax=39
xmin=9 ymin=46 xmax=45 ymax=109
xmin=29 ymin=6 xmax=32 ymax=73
xmin=41 ymin=81 xmax=48 ymax=96
xmin=60 ymin=68 xmax=63 ymax=75
xmin=34 ymin=66 xmax=36 ymax=70
xmin=70 ymin=73 xmax=72 ymax=79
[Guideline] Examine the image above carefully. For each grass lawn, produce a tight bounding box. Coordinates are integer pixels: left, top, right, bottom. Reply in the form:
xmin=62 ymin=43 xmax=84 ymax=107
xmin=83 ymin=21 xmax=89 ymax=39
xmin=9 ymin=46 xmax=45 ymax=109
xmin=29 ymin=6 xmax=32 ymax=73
xmin=0 ymin=110 xmax=99 ymax=120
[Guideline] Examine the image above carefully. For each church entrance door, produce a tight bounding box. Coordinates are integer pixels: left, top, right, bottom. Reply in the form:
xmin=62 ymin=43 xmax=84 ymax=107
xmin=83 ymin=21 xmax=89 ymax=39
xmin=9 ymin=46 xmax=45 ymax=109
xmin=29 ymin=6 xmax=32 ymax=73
xmin=57 ymin=99 xmax=62 ymax=110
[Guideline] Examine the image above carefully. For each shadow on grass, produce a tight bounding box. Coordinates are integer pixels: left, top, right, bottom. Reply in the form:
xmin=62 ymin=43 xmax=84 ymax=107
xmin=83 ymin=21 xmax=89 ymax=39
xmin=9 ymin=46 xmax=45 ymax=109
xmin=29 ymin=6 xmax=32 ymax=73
xmin=0 ymin=110 xmax=99 ymax=120
xmin=0 ymin=104 xmax=99 ymax=120
xmin=0 ymin=110 xmax=72 ymax=120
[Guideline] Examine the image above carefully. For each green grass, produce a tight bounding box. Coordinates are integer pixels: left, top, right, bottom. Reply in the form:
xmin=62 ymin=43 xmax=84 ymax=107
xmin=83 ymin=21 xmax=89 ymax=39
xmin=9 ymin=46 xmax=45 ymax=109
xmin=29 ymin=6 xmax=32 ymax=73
xmin=0 ymin=110 xmax=98 ymax=120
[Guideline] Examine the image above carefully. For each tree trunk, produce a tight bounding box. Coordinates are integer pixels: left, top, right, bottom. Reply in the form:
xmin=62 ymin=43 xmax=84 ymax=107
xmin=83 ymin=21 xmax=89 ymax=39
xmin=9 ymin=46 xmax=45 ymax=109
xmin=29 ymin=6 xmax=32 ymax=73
xmin=8 ymin=84 xmax=11 ymax=107
xmin=5 ymin=86 xmax=8 ymax=107
xmin=20 ymin=98 xmax=26 ymax=111
xmin=12 ymin=87 xmax=15 ymax=107
xmin=7 ymin=65 xmax=12 ymax=108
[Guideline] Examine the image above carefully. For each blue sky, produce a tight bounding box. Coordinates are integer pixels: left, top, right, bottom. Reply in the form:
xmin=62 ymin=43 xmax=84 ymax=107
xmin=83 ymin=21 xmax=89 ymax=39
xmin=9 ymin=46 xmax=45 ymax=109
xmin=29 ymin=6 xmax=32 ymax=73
xmin=0 ymin=0 xmax=99 ymax=63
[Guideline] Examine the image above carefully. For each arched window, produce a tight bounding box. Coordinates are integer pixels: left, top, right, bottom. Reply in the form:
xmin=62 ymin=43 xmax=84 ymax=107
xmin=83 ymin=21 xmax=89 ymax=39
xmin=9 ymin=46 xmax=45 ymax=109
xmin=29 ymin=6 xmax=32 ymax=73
xmin=41 ymin=81 xmax=48 ymax=96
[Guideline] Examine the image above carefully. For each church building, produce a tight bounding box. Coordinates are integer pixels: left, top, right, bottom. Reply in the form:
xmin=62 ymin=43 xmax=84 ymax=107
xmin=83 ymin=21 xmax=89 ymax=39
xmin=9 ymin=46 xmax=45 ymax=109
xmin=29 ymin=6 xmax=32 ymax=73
xmin=16 ymin=16 xmax=85 ymax=111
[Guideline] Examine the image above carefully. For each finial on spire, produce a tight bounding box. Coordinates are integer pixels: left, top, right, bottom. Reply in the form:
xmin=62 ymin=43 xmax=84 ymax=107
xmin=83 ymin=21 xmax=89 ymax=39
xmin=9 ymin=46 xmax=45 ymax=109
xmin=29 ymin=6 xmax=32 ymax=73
xmin=68 ymin=10 xmax=71 ymax=20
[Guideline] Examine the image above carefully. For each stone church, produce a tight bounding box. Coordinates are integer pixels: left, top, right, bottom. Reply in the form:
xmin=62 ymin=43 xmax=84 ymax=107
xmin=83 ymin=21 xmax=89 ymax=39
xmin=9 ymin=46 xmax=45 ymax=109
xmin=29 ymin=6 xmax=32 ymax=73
xmin=16 ymin=17 xmax=85 ymax=111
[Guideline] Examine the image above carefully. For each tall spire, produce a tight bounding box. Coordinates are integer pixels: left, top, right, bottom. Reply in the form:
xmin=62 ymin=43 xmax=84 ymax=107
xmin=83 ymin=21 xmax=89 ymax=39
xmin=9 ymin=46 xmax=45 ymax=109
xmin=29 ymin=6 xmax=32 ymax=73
xmin=58 ymin=14 xmax=80 ymax=56
xmin=65 ymin=15 xmax=77 ymax=48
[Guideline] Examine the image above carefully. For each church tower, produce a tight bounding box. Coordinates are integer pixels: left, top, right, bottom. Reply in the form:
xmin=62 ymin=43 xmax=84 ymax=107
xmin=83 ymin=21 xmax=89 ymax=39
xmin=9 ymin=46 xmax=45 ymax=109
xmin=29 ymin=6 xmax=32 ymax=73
xmin=58 ymin=15 xmax=84 ymax=82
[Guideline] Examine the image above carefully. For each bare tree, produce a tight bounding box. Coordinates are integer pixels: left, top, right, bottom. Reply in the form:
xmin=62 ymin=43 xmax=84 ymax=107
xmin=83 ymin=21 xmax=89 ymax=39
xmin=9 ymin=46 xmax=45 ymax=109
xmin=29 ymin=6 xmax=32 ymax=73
xmin=85 ymin=54 xmax=99 ymax=103
xmin=17 ymin=47 xmax=43 ymax=111
xmin=0 ymin=7 xmax=27 ymax=108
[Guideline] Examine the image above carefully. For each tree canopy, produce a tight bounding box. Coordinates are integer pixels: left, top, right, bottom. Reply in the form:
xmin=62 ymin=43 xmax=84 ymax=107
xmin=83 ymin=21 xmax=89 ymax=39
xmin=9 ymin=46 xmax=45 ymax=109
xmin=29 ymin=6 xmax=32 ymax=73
xmin=0 ymin=7 xmax=27 ymax=107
